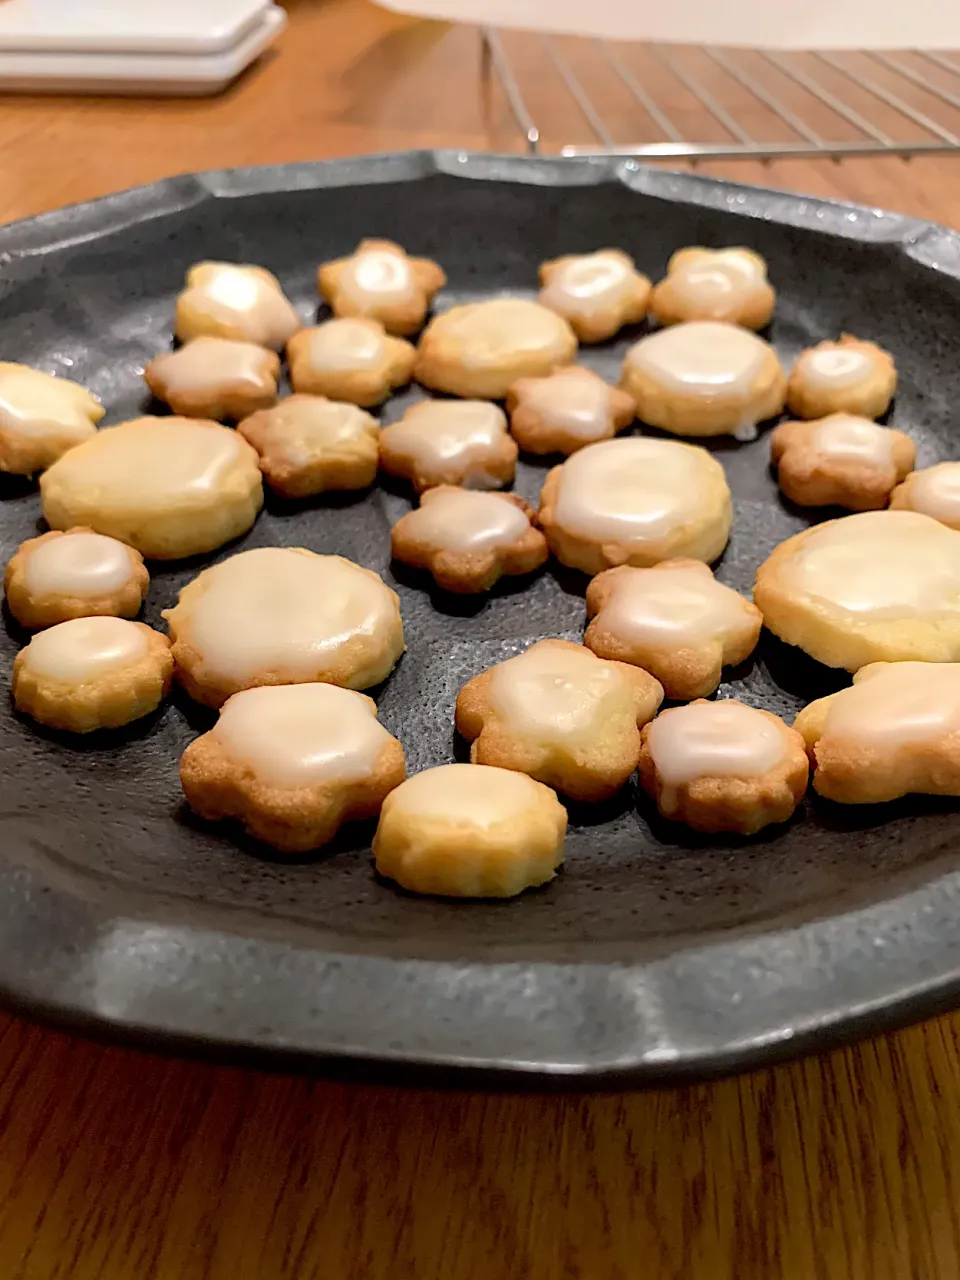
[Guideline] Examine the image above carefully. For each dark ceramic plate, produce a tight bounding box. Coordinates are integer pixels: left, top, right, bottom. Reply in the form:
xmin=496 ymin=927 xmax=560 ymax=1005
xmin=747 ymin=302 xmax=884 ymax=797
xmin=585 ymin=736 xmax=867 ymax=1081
xmin=2 ymin=152 xmax=960 ymax=1086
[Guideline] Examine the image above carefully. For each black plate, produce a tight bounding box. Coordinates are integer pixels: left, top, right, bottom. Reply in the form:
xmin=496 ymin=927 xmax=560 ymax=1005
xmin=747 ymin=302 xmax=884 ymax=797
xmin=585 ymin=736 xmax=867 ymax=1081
xmin=2 ymin=152 xmax=960 ymax=1086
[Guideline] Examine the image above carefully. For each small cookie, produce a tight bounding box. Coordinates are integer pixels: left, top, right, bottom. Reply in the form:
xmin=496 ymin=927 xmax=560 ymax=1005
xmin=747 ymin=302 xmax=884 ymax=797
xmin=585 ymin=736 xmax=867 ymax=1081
xmin=4 ymin=529 xmax=148 ymax=630
xmin=390 ymin=487 xmax=547 ymax=594
xmin=506 ymin=367 xmax=636 ymax=455
xmin=372 ymin=763 xmax=567 ymax=898
xmin=174 ymin=262 xmax=301 ymax=351
xmin=12 ymin=616 xmax=173 ymax=733
xmin=237 ymin=395 xmax=379 ymax=498
xmin=415 ymin=299 xmax=577 ymax=399
xmin=770 ymin=414 xmax=915 ymax=511
xmin=638 ymin=700 xmax=809 ymax=835
xmin=754 ymin=510 xmax=960 ymax=671
xmin=538 ymin=437 xmax=732 ymax=576
xmin=163 ymin=547 xmax=404 ymax=708
xmin=317 ymin=239 xmax=446 ymax=337
xmin=890 ymin=462 xmax=960 ymax=531
xmin=180 ymin=683 xmax=406 ymax=854
xmin=456 ymin=639 xmax=663 ymax=802
xmin=378 ymin=400 xmax=516 ymax=493
xmin=649 ymin=247 xmax=775 ymax=330
xmin=584 ymin=560 xmax=762 ymax=701
xmin=0 ymin=364 xmax=104 ymax=475
xmin=621 ymin=321 xmax=786 ymax=440
xmin=41 ymin=417 xmax=263 ymax=560
xmin=795 ymin=662 xmax=960 ymax=804
xmin=144 ymin=337 xmax=280 ymax=421
xmin=287 ymin=319 xmax=415 ymax=407
xmin=786 ymin=336 xmax=896 ymax=421
xmin=537 ymin=249 xmax=651 ymax=343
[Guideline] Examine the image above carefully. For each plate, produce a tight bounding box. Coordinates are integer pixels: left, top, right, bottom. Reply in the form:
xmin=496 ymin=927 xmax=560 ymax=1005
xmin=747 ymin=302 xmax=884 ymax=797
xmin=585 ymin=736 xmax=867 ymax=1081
xmin=2 ymin=152 xmax=960 ymax=1085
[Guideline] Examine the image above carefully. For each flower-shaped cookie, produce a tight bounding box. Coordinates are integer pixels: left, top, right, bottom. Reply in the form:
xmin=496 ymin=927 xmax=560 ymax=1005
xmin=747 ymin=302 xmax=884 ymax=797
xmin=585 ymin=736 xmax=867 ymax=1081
xmin=770 ymin=414 xmax=914 ymax=510
xmin=638 ymin=699 xmax=809 ymax=834
xmin=378 ymin=400 xmax=517 ymax=493
xmin=506 ymin=366 xmax=636 ymax=455
xmin=174 ymin=261 xmax=301 ymax=351
xmin=890 ymin=462 xmax=960 ymax=530
xmin=317 ymin=239 xmax=446 ymax=337
xmin=144 ymin=337 xmax=280 ymax=420
xmin=373 ymin=763 xmax=567 ymax=898
xmin=4 ymin=529 xmax=149 ymax=630
xmin=390 ymin=487 xmax=548 ymax=594
xmin=13 ymin=616 xmax=173 ymax=733
xmin=538 ymin=249 xmax=651 ymax=343
xmin=649 ymin=247 xmax=775 ymax=330
xmin=0 ymin=363 xmax=104 ymax=475
xmin=456 ymin=639 xmax=663 ymax=802
xmin=287 ymin=319 xmax=415 ymax=407
xmin=180 ymin=683 xmax=406 ymax=853
xmin=584 ymin=560 xmax=762 ymax=700
xmin=786 ymin=336 xmax=896 ymax=420
xmin=237 ymin=395 xmax=379 ymax=498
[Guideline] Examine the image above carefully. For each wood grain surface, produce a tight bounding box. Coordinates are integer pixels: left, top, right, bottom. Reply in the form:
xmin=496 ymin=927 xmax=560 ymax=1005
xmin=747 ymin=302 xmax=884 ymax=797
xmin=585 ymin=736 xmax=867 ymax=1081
xmin=2 ymin=2 xmax=960 ymax=1276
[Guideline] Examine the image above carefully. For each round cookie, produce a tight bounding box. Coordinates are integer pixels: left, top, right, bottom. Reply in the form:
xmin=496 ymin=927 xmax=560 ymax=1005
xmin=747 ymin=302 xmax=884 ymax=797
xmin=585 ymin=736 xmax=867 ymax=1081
xmin=378 ymin=400 xmax=517 ymax=493
xmin=786 ymin=336 xmax=896 ymax=421
xmin=317 ymin=239 xmax=446 ymax=337
xmin=174 ymin=262 xmax=301 ymax=351
xmin=372 ymin=763 xmax=567 ymax=898
xmin=144 ymin=337 xmax=280 ymax=420
xmin=237 ymin=395 xmax=379 ymax=498
xmin=538 ymin=437 xmax=732 ymax=576
xmin=286 ymin=319 xmax=416 ymax=407
xmin=537 ymin=250 xmax=651 ymax=343
xmin=506 ymin=367 xmax=636 ymax=456
xmin=40 ymin=417 xmax=263 ymax=560
xmin=0 ymin=364 xmax=104 ymax=475
xmin=890 ymin=462 xmax=960 ymax=531
xmin=770 ymin=414 xmax=915 ymax=511
xmin=4 ymin=529 xmax=148 ymax=630
xmin=649 ymin=247 xmax=775 ymax=330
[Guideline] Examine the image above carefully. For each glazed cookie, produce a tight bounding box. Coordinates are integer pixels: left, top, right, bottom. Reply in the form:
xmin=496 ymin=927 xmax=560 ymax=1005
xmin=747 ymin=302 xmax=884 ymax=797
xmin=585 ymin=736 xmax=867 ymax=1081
xmin=12 ymin=616 xmax=173 ymax=733
xmin=621 ymin=321 xmax=786 ymax=439
xmin=287 ymin=319 xmax=415 ymax=407
xmin=638 ymin=700 xmax=809 ymax=835
xmin=538 ymin=437 xmax=732 ymax=576
xmin=415 ymin=299 xmax=577 ymax=399
xmin=506 ymin=367 xmax=636 ymax=456
xmin=372 ymin=763 xmax=567 ymax=898
xmin=144 ymin=337 xmax=279 ymax=421
xmin=754 ymin=510 xmax=960 ymax=671
xmin=163 ymin=547 xmax=404 ymax=708
xmin=390 ymin=487 xmax=547 ymax=594
xmin=890 ymin=462 xmax=960 ymax=531
xmin=237 ymin=395 xmax=379 ymax=498
xmin=378 ymin=399 xmax=517 ymax=493
xmin=455 ymin=639 xmax=663 ymax=802
xmin=4 ymin=529 xmax=148 ymax=630
xmin=175 ymin=262 xmax=301 ymax=351
xmin=770 ymin=414 xmax=915 ymax=511
xmin=649 ymin=247 xmax=775 ymax=330
xmin=538 ymin=249 xmax=651 ymax=343
xmin=41 ymin=417 xmax=263 ymax=560
xmin=180 ymin=683 xmax=406 ymax=853
xmin=786 ymin=336 xmax=896 ymax=421
xmin=317 ymin=239 xmax=446 ymax=337
xmin=0 ymin=364 xmax=104 ymax=475
xmin=584 ymin=560 xmax=762 ymax=700
xmin=795 ymin=662 xmax=960 ymax=804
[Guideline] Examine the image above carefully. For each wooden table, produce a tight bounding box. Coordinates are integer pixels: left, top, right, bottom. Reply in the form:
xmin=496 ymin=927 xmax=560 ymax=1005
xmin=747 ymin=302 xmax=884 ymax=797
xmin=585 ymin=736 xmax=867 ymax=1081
xmin=3 ymin=3 xmax=960 ymax=1275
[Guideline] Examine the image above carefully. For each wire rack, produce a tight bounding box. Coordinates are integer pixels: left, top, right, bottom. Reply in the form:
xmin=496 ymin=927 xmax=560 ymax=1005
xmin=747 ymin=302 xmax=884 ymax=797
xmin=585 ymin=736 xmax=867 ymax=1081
xmin=482 ymin=28 xmax=960 ymax=160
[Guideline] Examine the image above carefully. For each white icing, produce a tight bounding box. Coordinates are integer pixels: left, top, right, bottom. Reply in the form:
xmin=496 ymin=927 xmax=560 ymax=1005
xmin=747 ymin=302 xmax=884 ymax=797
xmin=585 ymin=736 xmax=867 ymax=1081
xmin=385 ymin=763 xmax=545 ymax=828
xmin=624 ymin=321 xmax=769 ymax=397
xmin=339 ymin=247 xmax=416 ymax=307
xmin=541 ymin=253 xmax=634 ymax=313
xmin=905 ymin=464 xmax=960 ymax=528
xmin=489 ymin=642 xmax=630 ymax=741
xmin=386 ymin=402 xmax=506 ymax=480
xmin=803 ymin=345 xmax=875 ymax=389
xmin=810 ymin=415 xmax=895 ymax=466
xmin=258 ymin=400 xmax=376 ymax=468
xmin=823 ymin=662 xmax=960 ymax=749
xmin=184 ymin=264 xmax=299 ymax=349
xmin=24 ymin=615 xmax=148 ymax=682
xmin=668 ymin=250 xmax=765 ymax=310
xmin=523 ymin=371 xmax=613 ymax=440
xmin=0 ymin=367 xmax=100 ymax=442
xmin=23 ymin=532 xmax=135 ymax=599
xmin=439 ymin=300 xmax=572 ymax=365
xmin=405 ymin=490 xmax=530 ymax=553
xmin=154 ymin=337 xmax=270 ymax=393
xmin=600 ymin=566 xmax=752 ymax=647
xmin=305 ymin=320 xmax=387 ymax=371
xmin=646 ymin=700 xmax=785 ymax=785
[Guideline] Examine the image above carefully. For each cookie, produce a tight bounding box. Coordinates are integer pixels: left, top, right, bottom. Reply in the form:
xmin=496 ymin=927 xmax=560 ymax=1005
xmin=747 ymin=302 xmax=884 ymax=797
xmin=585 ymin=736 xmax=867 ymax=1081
xmin=237 ymin=395 xmax=379 ymax=498
xmin=180 ymin=683 xmax=406 ymax=854
xmin=378 ymin=400 xmax=517 ymax=493
xmin=390 ymin=487 xmax=547 ymax=594
xmin=455 ymin=639 xmax=663 ymax=802
xmin=786 ymin=336 xmax=896 ymax=421
xmin=415 ymin=298 xmax=577 ymax=399
xmin=794 ymin=662 xmax=960 ymax=804
xmin=12 ymin=616 xmax=173 ymax=733
xmin=174 ymin=261 xmax=301 ymax=351
xmin=538 ymin=437 xmax=732 ymax=576
xmin=770 ymin=414 xmax=915 ymax=511
xmin=41 ymin=417 xmax=263 ymax=560
xmin=372 ymin=763 xmax=567 ymax=898
xmin=4 ymin=529 xmax=148 ymax=630
xmin=506 ymin=366 xmax=636 ymax=456
xmin=621 ymin=321 xmax=786 ymax=440
xmin=890 ymin=462 xmax=960 ymax=530
xmin=0 ymin=364 xmax=104 ymax=475
xmin=638 ymin=699 xmax=809 ymax=834
xmin=144 ymin=337 xmax=280 ymax=421
xmin=287 ymin=319 xmax=415 ymax=407
xmin=537 ymin=249 xmax=651 ymax=343
xmin=584 ymin=560 xmax=762 ymax=700
xmin=163 ymin=547 xmax=404 ymax=708
xmin=317 ymin=239 xmax=446 ymax=337
xmin=649 ymin=247 xmax=775 ymax=330
xmin=754 ymin=509 xmax=960 ymax=670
